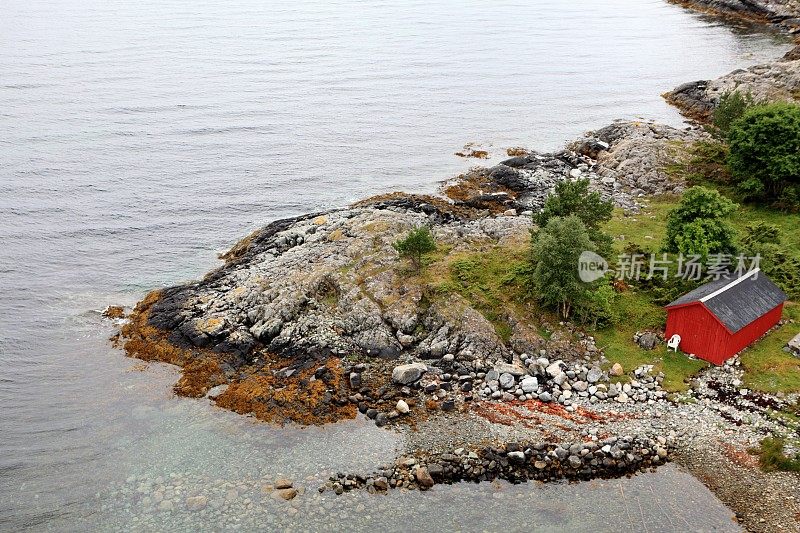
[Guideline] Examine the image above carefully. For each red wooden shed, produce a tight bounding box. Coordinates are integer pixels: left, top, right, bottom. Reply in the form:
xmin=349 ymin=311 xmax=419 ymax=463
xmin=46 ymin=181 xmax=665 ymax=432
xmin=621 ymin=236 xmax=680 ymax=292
xmin=665 ymin=269 xmax=787 ymax=365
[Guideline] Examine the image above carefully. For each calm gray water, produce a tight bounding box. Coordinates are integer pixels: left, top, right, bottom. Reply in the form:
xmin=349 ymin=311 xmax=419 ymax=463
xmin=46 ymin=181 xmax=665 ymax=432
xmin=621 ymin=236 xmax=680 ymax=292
xmin=0 ymin=0 xmax=791 ymax=530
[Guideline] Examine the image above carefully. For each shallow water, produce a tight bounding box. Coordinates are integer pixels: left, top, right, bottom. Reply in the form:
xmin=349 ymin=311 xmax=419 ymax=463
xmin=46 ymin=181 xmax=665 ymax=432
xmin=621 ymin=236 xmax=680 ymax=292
xmin=0 ymin=0 xmax=791 ymax=530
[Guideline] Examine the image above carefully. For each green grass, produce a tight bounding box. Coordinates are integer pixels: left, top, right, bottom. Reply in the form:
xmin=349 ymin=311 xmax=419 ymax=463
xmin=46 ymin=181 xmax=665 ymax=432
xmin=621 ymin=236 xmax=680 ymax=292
xmin=598 ymin=185 xmax=800 ymax=394
xmin=604 ymin=197 xmax=678 ymax=254
xmin=733 ymin=203 xmax=800 ymax=253
xmin=739 ymin=303 xmax=800 ymax=393
xmin=425 ymin=241 xmax=532 ymax=342
xmin=752 ymin=437 xmax=800 ymax=473
xmin=592 ymin=290 xmax=707 ymax=392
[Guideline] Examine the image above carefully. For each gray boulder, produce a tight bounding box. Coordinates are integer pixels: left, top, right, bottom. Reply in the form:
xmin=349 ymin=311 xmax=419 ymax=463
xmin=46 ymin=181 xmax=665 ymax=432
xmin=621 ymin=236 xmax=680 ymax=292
xmin=392 ymin=362 xmax=428 ymax=385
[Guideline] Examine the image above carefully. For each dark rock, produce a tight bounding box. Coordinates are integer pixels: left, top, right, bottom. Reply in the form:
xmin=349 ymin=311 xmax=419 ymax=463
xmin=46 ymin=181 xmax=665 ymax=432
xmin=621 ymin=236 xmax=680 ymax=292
xmin=488 ymin=165 xmax=528 ymax=191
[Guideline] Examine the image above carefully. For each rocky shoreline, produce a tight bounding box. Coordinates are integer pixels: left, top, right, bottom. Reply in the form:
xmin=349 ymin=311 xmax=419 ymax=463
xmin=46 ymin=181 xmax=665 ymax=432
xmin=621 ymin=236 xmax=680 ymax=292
xmin=669 ymin=0 xmax=800 ymax=33
xmin=114 ymin=9 xmax=800 ymax=532
xmin=666 ymin=43 xmax=800 ymax=120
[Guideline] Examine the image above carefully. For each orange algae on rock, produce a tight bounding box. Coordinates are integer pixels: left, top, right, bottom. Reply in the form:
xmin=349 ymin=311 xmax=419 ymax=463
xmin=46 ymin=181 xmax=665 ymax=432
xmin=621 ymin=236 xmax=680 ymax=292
xmin=120 ymin=290 xmax=193 ymax=367
xmin=175 ymin=358 xmax=226 ymax=398
xmin=118 ymin=289 xmax=356 ymax=425
xmin=215 ymin=357 xmax=356 ymax=425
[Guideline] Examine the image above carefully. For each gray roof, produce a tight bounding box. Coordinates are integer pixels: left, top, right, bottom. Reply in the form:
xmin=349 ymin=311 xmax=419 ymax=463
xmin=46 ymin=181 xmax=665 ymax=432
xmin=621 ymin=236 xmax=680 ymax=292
xmin=667 ymin=269 xmax=787 ymax=333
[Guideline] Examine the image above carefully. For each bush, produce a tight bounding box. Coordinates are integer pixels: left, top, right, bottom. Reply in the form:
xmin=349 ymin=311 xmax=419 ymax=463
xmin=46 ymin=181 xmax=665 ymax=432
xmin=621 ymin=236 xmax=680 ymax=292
xmin=710 ymin=90 xmax=755 ymax=139
xmin=663 ymin=186 xmax=737 ymax=259
xmin=393 ymin=226 xmax=436 ymax=271
xmin=574 ymin=281 xmax=619 ymax=328
xmin=739 ymin=222 xmax=800 ymax=299
xmin=728 ymin=102 xmax=800 ymax=210
xmin=529 ymin=215 xmax=595 ymax=318
xmin=534 ymin=178 xmax=613 ymax=257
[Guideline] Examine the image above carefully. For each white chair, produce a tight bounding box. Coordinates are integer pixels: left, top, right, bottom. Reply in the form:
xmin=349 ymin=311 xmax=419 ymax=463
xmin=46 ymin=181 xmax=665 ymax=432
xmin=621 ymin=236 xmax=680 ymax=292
xmin=667 ymin=334 xmax=681 ymax=352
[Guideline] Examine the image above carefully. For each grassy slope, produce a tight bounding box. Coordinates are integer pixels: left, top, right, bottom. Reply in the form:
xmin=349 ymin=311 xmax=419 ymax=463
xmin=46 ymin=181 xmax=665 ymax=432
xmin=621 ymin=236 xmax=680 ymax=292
xmin=422 ymin=235 xmax=538 ymax=343
xmin=598 ymin=194 xmax=800 ymax=394
xmin=416 ymin=189 xmax=800 ymax=394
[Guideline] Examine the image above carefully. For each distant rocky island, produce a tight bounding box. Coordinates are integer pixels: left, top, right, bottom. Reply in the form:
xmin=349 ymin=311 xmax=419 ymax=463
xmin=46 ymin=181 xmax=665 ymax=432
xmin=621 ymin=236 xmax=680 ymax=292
xmin=113 ymin=2 xmax=800 ymax=531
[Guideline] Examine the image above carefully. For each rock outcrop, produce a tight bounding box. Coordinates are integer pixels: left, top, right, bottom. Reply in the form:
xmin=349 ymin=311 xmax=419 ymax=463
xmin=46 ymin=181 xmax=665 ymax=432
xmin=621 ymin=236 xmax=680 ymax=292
xmin=665 ymin=46 xmax=800 ymax=120
xmin=670 ymin=0 xmax=800 ymax=32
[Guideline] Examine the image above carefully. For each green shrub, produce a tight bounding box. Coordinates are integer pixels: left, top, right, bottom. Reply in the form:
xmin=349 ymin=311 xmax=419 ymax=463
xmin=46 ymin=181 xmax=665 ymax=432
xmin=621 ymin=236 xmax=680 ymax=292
xmin=393 ymin=226 xmax=436 ymax=271
xmin=728 ymin=102 xmax=800 ymax=210
xmin=663 ymin=186 xmax=738 ymax=258
xmin=739 ymin=222 xmax=800 ymax=299
xmin=710 ymin=90 xmax=755 ymax=139
xmin=574 ymin=280 xmax=619 ymax=328
xmin=741 ymin=221 xmax=781 ymax=247
xmin=529 ymin=215 xmax=595 ymax=318
xmin=534 ymin=178 xmax=613 ymax=257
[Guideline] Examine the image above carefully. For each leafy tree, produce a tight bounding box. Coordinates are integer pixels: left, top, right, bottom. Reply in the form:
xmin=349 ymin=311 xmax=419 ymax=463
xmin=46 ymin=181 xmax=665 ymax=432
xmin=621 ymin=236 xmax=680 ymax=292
xmin=728 ymin=102 xmax=800 ymax=209
xmin=710 ymin=90 xmax=755 ymax=139
xmin=663 ymin=186 xmax=737 ymax=258
xmin=529 ymin=215 xmax=595 ymax=318
xmin=393 ymin=226 xmax=436 ymax=271
xmin=534 ymin=178 xmax=614 ymax=256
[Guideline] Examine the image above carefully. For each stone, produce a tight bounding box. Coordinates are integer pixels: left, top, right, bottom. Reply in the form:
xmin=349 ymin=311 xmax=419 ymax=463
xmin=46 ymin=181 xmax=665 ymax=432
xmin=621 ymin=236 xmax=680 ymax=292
xmin=442 ymin=354 xmax=455 ymax=363
xmin=158 ymin=500 xmax=174 ymax=512
xmin=610 ymin=363 xmax=624 ymax=376
xmin=553 ymin=372 xmax=567 ymax=386
xmin=499 ymin=373 xmax=515 ymax=389
xmin=538 ymin=392 xmax=552 ymax=402
xmin=494 ymin=362 xmax=526 ymax=377
xmin=396 ymin=399 xmax=410 ymax=414
xmin=520 ymin=376 xmax=538 ymax=393
xmin=206 ymin=384 xmax=228 ymax=399
xmin=441 ymin=399 xmax=455 ymax=411
xmin=375 ymin=413 xmax=388 ymax=426
xmin=572 ymin=381 xmax=588 ymax=392
xmin=415 ymin=468 xmax=435 ymax=490
xmin=507 ymin=451 xmax=526 ymax=463
xmin=349 ymin=372 xmax=361 ymax=389
xmin=274 ymin=488 xmax=298 ymax=501
xmin=274 ymin=478 xmax=293 ymax=489
xmin=392 ymin=363 xmax=427 ymax=385
xmin=186 ymin=495 xmax=208 ymax=511
xmin=788 ymin=333 xmax=800 ymax=355
xmin=586 ymin=367 xmax=602 ymax=383
xmin=546 ymin=362 xmax=563 ymax=377
xmin=568 ymin=455 xmax=582 ymax=468
xmin=637 ymin=332 xmax=659 ymax=350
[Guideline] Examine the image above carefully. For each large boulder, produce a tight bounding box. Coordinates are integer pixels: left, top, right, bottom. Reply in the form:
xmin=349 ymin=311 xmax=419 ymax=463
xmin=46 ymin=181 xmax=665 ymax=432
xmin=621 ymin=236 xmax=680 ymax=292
xmin=392 ymin=362 xmax=428 ymax=385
